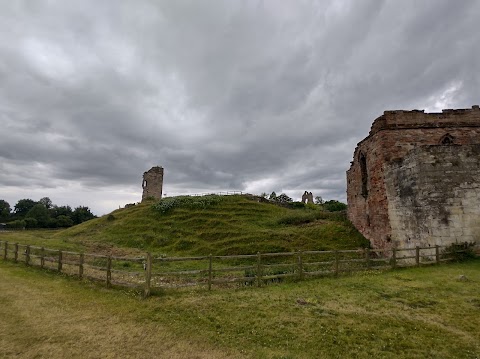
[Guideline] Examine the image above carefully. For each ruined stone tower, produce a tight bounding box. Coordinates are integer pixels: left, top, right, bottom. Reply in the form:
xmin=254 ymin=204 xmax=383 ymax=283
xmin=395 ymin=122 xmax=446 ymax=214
xmin=347 ymin=105 xmax=480 ymax=252
xmin=142 ymin=166 xmax=164 ymax=202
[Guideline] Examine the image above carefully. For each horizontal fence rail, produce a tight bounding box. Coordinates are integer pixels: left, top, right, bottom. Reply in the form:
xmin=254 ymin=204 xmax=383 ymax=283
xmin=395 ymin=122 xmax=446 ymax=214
xmin=0 ymin=240 xmax=474 ymax=297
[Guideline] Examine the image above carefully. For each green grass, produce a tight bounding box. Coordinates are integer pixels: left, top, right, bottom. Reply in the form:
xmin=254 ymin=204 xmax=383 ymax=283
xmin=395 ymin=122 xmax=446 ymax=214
xmin=1 ymin=259 xmax=479 ymax=358
xmin=0 ymin=195 xmax=368 ymax=257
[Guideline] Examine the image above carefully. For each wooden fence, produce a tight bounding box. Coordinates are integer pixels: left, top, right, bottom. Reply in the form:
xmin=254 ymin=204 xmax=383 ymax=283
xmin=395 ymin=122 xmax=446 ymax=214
xmin=0 ymin=240 xmax=472 ymax=297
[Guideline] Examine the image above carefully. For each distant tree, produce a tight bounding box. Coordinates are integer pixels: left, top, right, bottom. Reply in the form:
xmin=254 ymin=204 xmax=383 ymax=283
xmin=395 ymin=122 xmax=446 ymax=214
xmin=26 ymin=204 xmax=51 ymax=227
xmin=323 ymin=200 xmax=347 ymax=212
xmin=276 ymin=193 xmax=293 ymax=203
xmin=314 ymin=196 xmax=324 ymax=205
xmin=71 ymin=206 xmax=96 ymax=225
xmin=260 ymin=192 xmax=268 ymax=198
xmin=0 ymin=200 xmax=11 ymax=220
xmin=24 ymin=217 xmax=38 ymax=229
xmin=39 ymin=197 xmax=53 ymax=209
xmin=269 ymin=192 xmax=277 ymax=201
xmin=56 ymin=215 xmax=74 ymax=228
xmin=14 ymin=199 xmax=37 ymax=218
xmin=50 ymin=205 xmax=73 ymax=219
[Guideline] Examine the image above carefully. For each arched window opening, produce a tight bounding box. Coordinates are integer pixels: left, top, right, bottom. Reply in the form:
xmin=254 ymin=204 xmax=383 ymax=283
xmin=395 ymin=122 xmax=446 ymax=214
xmin=440 ymin=133 xmax=454 ymax=145
xmin=359 ymin=152 xmax=368 ymax=198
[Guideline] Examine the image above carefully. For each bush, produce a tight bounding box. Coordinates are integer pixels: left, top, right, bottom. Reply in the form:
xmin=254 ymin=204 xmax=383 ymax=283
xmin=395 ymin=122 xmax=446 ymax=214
xmin=57 ymin=215 xmax=74 ymax=228
xmin=6 ymin=220 xmax=26 ymax=229
xmin=290 ymin=201 xmax=306 ymax=209
xmin=277 ymin=212 xmax=316 ymax=225
xmin=323 ymin=200 xmax=347 ymax=212
xmin=152 ymin=195 xmax=223 ymax=214
xmin=442 ymin=242 xmax=476 ymax=261
xmin=24 ymin=217 xmax=38 ymax=229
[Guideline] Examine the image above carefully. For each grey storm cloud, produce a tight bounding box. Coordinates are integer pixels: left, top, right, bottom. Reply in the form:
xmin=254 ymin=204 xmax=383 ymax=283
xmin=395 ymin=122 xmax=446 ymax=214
xmin=0 ymin=0 xmax=479 ymax=214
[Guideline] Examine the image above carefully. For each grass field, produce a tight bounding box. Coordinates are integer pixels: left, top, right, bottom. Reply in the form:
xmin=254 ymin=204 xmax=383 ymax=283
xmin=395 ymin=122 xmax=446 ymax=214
xmin=0 ymin=195 xmax=369 ymax=257
xmin=1 ymin=259 xmax=479 ymax=358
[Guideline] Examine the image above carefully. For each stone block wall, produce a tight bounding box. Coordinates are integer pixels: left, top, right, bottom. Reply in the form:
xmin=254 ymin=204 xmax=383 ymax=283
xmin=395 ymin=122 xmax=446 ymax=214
xmin=385 ymin=145 xmax=480 ymax=250
xmin=142 ymin=166 xmax=164 ymax=202
xmin=347 ymin=106 xmax=480 ymax=251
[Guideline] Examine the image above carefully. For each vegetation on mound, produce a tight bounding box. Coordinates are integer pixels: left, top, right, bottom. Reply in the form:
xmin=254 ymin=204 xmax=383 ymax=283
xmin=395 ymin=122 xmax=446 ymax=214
xmin=1 ymin=195 xmax=368 ymax=257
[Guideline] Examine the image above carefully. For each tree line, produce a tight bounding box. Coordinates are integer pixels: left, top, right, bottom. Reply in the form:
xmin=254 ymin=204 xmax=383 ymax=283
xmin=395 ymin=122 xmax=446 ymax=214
xmin=261 ymin=192 xmax=347 ymax=211
xmin=0 ymin=197 xmax=96 ymax=229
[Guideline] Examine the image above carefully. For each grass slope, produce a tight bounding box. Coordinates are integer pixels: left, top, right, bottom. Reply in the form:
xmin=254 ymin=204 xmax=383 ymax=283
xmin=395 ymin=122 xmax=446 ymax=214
xmin=1 ymin=259 xmax=479 ymax=358
xmin=44 ymin=195 xmax=368 ymax=256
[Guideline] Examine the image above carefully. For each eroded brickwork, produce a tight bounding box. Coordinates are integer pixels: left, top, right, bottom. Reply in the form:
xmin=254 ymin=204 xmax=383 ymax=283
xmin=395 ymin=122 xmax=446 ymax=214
xmin=347 ymin=106 xmax=480 ymax=251
xmin=142 ymin=166 xmax=164 ymax=202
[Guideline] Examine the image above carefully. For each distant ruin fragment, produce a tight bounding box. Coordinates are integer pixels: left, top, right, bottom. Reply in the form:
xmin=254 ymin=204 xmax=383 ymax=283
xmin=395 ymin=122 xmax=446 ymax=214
xmin=142 ymin=166 xmax=164 ymax=202
xmin=301 ymin=191 xmax=314 ymax=204
xmin=347 ymin=105 xmax=480 ymax=252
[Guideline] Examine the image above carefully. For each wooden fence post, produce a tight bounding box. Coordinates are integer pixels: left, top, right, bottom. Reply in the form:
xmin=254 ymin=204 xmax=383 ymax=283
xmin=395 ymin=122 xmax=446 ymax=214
xmin=40 ymin=247 xmax=45 ymax=268
xmin=415 ymin=246 xmax=420 ymax=267
xmin=14 ymin=243 xmax=18 ymax=262
xmin=3 ymin=241 xmax=7 ymax=260
xmin=25 ymin=245 xmax=30 ymax=265
xmin=79 ymin=253 xmax=84 ymax=279
xmin=58 ymin=250 xmax=62 ymax=272
xmin=365 ymin=248 xmax=370 ymax=269
xmin=297 ymin=251 xmax=304 ymax=280
xmin=256 ymin=252 xmax=262 ymax=287
xmin=334 ymin=250 xmax=339 ymax=277
xmin=208 ymin=254 xmax=213 ymax=291
xmin=435 ymin=245 xmax=440 ymax=264
xmin=106 ymin=256 xmax=112 ymax=288
xmin=144 ymin=253 xmax=152 ymax=298
xmin=392 ymin=247 xmax=397 ymax=269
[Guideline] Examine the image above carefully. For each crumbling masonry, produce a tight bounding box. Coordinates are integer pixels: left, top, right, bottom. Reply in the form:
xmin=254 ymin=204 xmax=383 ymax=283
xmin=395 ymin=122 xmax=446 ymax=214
xmin=347 ymin=105 xmax=480 ymax=252
xmin=142 ymin=166 xmax=164 ymax=202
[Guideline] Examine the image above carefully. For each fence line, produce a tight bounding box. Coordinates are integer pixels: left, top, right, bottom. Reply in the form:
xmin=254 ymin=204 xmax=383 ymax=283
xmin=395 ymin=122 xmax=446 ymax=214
xmin=0 ymin=240 xmax=472 ymax=297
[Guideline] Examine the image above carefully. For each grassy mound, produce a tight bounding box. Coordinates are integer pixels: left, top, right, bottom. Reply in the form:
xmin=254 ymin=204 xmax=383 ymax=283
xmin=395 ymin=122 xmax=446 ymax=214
xmin=52 ymin=195 xmax=367 ymax=256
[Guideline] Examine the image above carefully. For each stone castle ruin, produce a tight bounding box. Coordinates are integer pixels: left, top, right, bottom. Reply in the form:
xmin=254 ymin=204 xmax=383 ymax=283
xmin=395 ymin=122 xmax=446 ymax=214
xmin=347 ymin=105 xmax=480 ymax=252
xmin=142 ymin=166 xmax=164 ymax=202
xmin=301 ymin=191 xmax=314 ymax=204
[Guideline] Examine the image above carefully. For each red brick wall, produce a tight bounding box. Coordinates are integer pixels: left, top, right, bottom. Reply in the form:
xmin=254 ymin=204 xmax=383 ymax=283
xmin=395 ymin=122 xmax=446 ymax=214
xmin=347 ymin=106 xmax=480 ymax=250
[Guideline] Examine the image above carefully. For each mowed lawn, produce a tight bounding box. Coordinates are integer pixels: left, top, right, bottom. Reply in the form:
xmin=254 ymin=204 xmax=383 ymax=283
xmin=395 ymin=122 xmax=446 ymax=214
xmin=1 ymin=259 xmax=479 ymax=358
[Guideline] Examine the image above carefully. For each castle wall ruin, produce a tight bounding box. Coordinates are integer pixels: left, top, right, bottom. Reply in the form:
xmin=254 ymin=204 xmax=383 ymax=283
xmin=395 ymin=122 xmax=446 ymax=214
xmin=142 ymin=166 xmax=164 ymax=202
xmin=347 ymin=105 xmax=480 ymax=251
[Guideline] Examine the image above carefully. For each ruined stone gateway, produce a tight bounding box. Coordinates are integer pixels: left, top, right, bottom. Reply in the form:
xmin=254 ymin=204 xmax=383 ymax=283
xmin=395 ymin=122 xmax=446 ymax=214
xmin=142 ymin=166 xmax=164 ymax=202
xmin=347 ymin=105 xmax=480 ymax=252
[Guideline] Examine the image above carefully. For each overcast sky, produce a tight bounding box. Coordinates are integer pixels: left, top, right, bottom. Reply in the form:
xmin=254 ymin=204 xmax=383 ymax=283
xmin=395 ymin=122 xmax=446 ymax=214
xmin=1 ymin=0 xmax=479 ymax=215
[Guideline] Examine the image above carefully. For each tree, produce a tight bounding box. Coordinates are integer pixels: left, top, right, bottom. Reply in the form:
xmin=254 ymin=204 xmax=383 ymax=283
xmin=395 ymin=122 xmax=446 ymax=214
xmin=56 ymin=215 xmax=74 ymax=228
xmin=71 ymin=206 xmax=96 ymax=225
xmin=39 ymin=197 xmax=53 ymax=209
xmin=14 ymin=199 xmax=37 ymax=218
xmin=276 ymin=193 xmax=293 ymax=203
xmin=269 ymin=192 xmax=277 ymax=201
xmin=0 ymin=200 xmax=11 ymax=220
xmin=25 ymin=204 xmax=51 ymax=227
xmin=51 ymin=205 xmax=73 ymax=219
xmin=314 ymin=196 xmax=324 ymax=205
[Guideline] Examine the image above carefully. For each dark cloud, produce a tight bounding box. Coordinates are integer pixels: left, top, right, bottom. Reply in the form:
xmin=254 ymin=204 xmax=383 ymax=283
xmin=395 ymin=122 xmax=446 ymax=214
xmin=1 ymin=0 xmax=479 ymax=214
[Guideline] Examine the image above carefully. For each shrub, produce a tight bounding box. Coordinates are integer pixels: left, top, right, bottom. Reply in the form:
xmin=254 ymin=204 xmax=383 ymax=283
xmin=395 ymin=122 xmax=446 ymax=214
xmin=323 ymin=200 xmax=347 ymax=212
xmin=442 ymin=242 xmax=476 ymax=261
xmin=277 ymin=212 xmax=316 ymax=225
xmin=290 ymin=201 xmax=306 ymax=209
xmin=6 ymin=220 xmax=26 ymax=229
xmin=24 ymin=217 xmax=38 ymax=229
xmin=152 ymin=195 xmax=223 ymax=214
